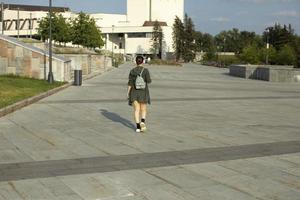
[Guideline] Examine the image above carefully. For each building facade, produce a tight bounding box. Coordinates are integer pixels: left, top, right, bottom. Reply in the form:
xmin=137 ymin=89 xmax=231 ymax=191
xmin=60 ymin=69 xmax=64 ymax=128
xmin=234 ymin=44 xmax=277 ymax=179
xmin=0 ymin=0 xmax=184 ymax=58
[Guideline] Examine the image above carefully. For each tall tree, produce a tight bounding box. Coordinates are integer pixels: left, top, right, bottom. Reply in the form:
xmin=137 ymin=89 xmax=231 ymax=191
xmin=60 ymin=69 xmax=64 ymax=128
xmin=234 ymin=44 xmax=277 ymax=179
xmin=55 ymin=14 xmax=72 ymax=46
xmin=172 ymin=16 xmax=185 ymax=61
xmin=202 ymin=33 xmax=215 ymax=52
xmin=264 ymin=23 xmax=295 ymax=50
xmin=182 ymin=14 xmax=196 ymax=62
xmin=151 ymin=20 xmax=163 ymax=59
xmin=37 ymin=13 xmax=58 ymax=42
xmin=71 ymin=12 xmax=104 ymax=49
xmin=86 ymin=17 xmax=104 ymax=49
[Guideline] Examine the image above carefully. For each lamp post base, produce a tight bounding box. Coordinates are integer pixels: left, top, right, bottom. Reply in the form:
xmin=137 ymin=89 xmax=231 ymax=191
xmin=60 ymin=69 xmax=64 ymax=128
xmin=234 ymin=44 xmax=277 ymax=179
xmin=47 ymin=72 xmax=54 ymax=84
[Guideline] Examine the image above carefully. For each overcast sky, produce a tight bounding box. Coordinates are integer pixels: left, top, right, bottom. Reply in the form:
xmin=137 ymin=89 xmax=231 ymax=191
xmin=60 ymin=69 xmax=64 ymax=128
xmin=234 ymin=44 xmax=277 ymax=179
xmin=5 ymin=0 xmax=300 ymax=35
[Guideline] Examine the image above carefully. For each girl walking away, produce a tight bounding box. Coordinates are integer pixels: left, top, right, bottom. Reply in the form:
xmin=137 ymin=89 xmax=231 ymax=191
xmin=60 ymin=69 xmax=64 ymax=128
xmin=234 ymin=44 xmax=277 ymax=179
xmin=127 ymin=56 xmax=152 ymax=133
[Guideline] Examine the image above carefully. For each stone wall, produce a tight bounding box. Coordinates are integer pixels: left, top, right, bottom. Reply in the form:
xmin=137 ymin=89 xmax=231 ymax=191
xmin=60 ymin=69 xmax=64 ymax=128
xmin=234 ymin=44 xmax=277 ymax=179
xmin=0 ymin=35 xmax=71 ymax=82
xmin=58 ymin=54 xmax=113 ymax=75
xmin=229 ymin=65 xmax=299 ymax=82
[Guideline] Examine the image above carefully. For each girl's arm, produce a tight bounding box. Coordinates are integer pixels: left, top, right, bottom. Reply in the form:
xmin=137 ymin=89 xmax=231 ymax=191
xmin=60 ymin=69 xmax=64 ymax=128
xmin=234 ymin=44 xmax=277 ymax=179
xmin=127 ymin=85 xmax=132 ymax=99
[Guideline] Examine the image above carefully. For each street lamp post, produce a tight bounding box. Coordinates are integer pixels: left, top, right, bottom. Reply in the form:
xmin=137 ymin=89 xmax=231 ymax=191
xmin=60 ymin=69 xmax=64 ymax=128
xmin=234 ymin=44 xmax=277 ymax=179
xmin=1 ymin=2 xmax=4 ymax=35
xmin=29 ymin=12 xmax=32 ymax=38
xmin=17 ymin=7 xmax=20 ymax=39
xmin=112 ymin=25 xmax=115 ymax=67
xmin=266 ymin=28 xmax=270 ymax=65
xmin=47 ymin=0 xmax=54 ymax=83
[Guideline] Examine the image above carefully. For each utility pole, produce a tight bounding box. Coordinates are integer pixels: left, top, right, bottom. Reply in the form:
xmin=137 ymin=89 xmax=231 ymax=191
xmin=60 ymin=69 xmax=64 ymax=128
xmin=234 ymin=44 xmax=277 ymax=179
xmin=47 ymin=0 xmax=54 ymax=83
xmin=266 ymin=28 xmax=270 ymax=65
xmin=17 ymin=7 xmax=20 ymax=39
xmin=149 ymin=0 xmax=152 ymax=21
xmin=112 ymin=25 xmax=115 ymax=67
xmin=1 ymin=2 xmax=4 ymax=35
xmin=29 ymin=12 xmax=32 ymax=38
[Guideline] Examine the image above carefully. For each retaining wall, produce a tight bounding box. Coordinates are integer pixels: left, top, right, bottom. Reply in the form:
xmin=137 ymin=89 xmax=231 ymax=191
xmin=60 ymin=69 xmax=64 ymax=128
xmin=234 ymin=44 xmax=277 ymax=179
xmin=57 ymin=54 xmax=112 ymax=76
xmin=0 ymin=35 xmax=71 ymax=82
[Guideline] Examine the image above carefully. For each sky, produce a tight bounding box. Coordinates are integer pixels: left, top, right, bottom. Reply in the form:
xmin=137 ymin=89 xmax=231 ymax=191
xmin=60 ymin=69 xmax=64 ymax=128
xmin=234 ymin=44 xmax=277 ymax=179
xmin=5 ymin=0 xmax=300 ymax=35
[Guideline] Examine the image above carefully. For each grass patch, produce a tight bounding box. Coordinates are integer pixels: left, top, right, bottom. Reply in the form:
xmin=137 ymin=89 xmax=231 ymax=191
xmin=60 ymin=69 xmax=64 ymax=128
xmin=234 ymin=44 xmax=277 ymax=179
xmin=202 ymin=55 xmax=241 ymax=68
xmin=53 ymin=47 xmax=99 ymax=54
xmin=0 ymin=75 xmax=65 ymax=109
xmin=149 ymin=59 xmax=182 ymax=66
xmin=19 ymin=38 xmax=43 ymax=44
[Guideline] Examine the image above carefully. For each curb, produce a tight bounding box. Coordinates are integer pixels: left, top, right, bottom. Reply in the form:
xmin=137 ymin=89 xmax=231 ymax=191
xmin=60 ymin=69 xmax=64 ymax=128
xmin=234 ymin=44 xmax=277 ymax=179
xmin=0 ymin=67 xmax=115 ymax=118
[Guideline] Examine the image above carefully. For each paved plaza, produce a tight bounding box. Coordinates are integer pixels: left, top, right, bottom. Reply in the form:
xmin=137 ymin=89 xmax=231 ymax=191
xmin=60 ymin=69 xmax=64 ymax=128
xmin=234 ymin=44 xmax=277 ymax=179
xmin=0 ymin=63 xmax=300 ymax=199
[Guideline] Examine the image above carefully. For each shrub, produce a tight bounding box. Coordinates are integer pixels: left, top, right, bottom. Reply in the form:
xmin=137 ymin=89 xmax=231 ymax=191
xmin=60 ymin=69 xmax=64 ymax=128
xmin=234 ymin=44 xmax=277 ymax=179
xmin=149 ymin=59 xmax=182 ymax=66
xmin=275 ymin=44 xmax=297 ymax=65
xmin=259 ymin=46 xmax=277 ymax=64
xmin=217 ymin=55 xmax=241 ymax=67
xmin=203 ymin=47 xmax=217 ymax=61
xmin=240 ymin=44 xmax=260 ymax=64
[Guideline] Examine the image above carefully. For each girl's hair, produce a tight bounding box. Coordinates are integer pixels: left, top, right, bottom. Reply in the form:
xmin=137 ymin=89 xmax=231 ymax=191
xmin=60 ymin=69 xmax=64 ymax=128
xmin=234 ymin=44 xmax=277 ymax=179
xmin=136 ymin=56 xmax=144 ymax=65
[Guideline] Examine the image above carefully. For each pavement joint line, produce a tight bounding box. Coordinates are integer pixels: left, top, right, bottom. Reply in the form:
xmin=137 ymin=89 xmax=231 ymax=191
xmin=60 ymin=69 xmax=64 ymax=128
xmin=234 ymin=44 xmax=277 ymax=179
xmin=1 ymin=140 xmax=300 ymax=182
xmin=38 ymin=95 xmax=300 ymax=104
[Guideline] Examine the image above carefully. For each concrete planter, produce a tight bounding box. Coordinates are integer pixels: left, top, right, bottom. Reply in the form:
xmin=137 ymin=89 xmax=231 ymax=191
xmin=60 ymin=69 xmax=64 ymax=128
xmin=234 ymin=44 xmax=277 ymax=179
xmin=229 ymin=65 xmax=299 ymax=82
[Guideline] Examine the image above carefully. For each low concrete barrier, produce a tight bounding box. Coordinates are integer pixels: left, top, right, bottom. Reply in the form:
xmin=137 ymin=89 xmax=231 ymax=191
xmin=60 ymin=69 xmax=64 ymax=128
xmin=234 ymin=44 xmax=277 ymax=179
xmin=229 ymin=65 xmax=299 ymax=82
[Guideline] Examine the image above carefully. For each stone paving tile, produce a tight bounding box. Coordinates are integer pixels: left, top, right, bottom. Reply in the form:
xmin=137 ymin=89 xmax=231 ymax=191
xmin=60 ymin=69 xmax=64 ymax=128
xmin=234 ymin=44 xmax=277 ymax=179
xmin=0 ymin=149 xmax=33 ymax=165
xmin=145 ymin=166 xmax=218 ymax=189
xmin=0 ymin=182 xmax=24 ymax=200
xmin=278 ymin=153 xmax=300 ymax=165
xmin=59 ymin=173 xmax=136 ymax=200
xmin=284 ymin=167 xmax=300 ymax=177
xmin=133 ymin=183 xmax=199 ymax=200
xmin=215 ymin=174 xmax=300 ymax=200
xmin=0 ymin=63 xmax=300 ymax=199
xmin=95 ymin=169 xmax=165 ymax=189
xmin=1 ymin=180 xmax=60 ymax=200
xmin=181 ymin=162 xmax=241 ymax=179
xmin=185 ymin=184 xmax=259 ymax=200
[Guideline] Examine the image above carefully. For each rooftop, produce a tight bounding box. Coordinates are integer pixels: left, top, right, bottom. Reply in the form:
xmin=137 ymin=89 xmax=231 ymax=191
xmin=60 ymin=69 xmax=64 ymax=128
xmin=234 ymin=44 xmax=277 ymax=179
xmin=2 ymin=3 xmax=70 ymax=12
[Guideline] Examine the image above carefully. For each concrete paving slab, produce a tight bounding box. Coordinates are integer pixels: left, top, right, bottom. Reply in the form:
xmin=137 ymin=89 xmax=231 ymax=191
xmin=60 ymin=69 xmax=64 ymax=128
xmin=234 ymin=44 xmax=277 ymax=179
xmin=1 ymin=63 xmax=300 ymax=199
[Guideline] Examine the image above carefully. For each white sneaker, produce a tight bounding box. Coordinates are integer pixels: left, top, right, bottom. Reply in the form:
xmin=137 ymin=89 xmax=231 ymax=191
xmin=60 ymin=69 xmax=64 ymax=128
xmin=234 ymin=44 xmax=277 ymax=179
xmin=136 ymin=128 xmax=141 ymax=133
xmin=140 ymin=122 xmax=147 ymax=132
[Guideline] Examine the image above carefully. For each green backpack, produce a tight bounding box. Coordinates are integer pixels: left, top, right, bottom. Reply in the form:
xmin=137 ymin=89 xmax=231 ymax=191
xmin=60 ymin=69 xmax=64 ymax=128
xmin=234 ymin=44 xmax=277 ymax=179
xmin=135 ymin=68 xmax=146 ymax=90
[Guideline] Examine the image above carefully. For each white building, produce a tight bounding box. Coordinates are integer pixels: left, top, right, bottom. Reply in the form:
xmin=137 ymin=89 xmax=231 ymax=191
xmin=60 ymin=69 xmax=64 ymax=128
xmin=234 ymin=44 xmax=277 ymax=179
xmin=0 ymin=0 xmax=184 ymax=58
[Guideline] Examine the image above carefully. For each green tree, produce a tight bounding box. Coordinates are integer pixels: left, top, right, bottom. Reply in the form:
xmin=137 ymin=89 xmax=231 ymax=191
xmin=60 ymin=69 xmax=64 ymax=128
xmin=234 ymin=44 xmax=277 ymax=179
xmin=264 ymin=23 xmax=295 ymax=50
xmin=203 ymin=47 xmax=217 ymax=61
xmin=240 ymin=44 xmax=260 ymax=64
xmin=151 ymin=20 xmax=163 ymax=58
xmin=182 ymin=14 xmax=196 ymax=62
xmin=71 ymin=12 xmax=104 ymax=49
xmin=295 ymin=36 xmax=300 ymax=67
xmin=55 ymin=14 xmax=72 ymax=46
xmin=194 ymin=31 xmax=203 ymax=52
xmin=202 ymin=33 xmax=215 ymax=52
xmin=240 ymin=31 xmax=263 ymax=51
xmin=215 ymin=29 xmax=262 ymax=54
xmin=38 ymin=13 xmax=72 ymax=46
xmin=37 ymin=13 xmax=57 ymax=41
xmin=259 ymin=45 xmax=277 ymax=64
xmin=275 ymin=44 xmax=297 ymax=65
xmin=172 ymin=16 xmax=185 ymax=61
xmin=85 ymin=17 xmax=104 ymax=49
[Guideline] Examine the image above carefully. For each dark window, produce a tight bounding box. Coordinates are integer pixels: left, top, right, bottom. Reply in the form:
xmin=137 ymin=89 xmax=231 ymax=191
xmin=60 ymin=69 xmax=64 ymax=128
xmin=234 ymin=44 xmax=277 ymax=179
xmin=119 ymin=42 xmax=123 ymax=49
xmin=127 ymin=33 xmax=147 ymax=38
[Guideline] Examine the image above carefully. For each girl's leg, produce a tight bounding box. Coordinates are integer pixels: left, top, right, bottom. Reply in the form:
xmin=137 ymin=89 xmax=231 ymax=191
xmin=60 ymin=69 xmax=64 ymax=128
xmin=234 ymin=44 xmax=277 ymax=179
xmin=140 ymin=103 xmax=147 ymax=131
xmin=140 ymin=103 xmax=147 ymax=120
xmin=133 ymin=101 xmax=141 ymax=123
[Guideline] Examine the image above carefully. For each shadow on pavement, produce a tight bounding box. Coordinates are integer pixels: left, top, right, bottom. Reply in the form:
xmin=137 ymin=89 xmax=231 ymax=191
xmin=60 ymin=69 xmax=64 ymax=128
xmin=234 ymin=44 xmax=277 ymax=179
xmin=100 ymin=109 xmax=135 ymax=130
